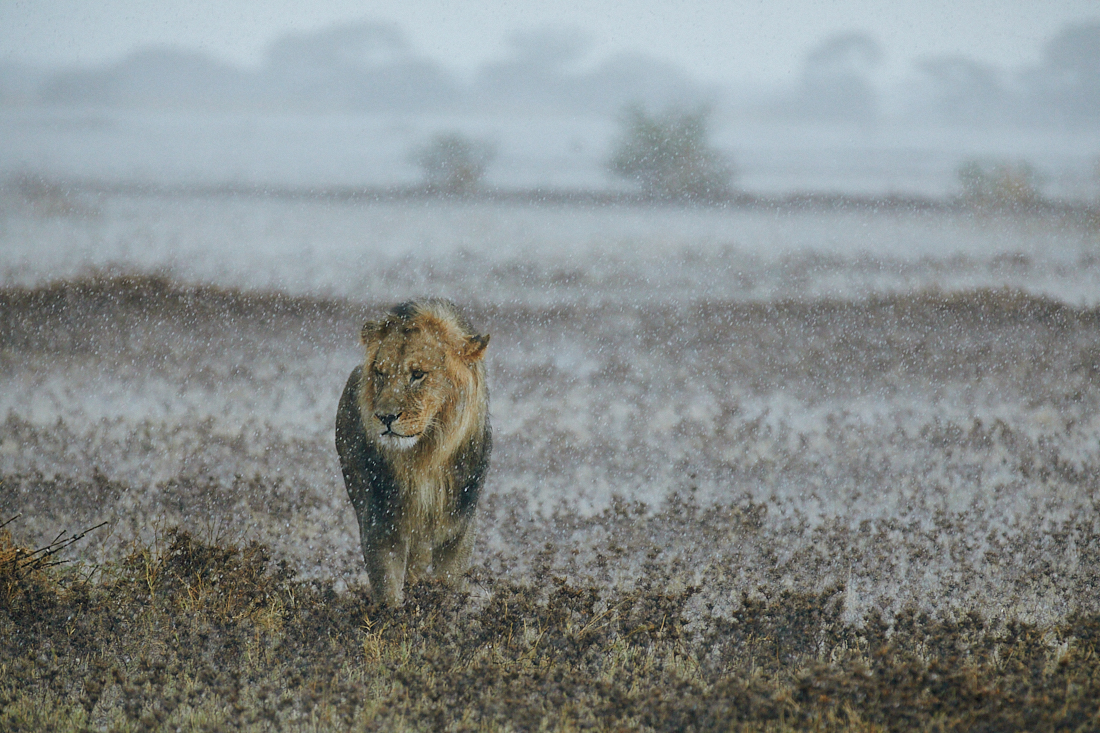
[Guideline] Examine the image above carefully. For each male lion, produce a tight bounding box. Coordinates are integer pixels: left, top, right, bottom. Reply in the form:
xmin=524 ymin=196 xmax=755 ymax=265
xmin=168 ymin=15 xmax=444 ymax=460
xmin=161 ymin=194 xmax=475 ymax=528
xmin=335 ymin=299 xmax=491 ymax=606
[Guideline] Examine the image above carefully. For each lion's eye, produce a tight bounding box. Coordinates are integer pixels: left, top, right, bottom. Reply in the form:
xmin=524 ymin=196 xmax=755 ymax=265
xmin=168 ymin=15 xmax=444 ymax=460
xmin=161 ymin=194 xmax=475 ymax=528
xmin=410 ymin=369 xmax=426 ymax=382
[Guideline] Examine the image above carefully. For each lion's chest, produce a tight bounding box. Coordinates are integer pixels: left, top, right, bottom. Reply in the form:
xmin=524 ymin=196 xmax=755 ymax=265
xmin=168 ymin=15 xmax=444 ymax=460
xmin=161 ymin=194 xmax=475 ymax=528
xmin=391 ymin=463 xmax=460 ymax=543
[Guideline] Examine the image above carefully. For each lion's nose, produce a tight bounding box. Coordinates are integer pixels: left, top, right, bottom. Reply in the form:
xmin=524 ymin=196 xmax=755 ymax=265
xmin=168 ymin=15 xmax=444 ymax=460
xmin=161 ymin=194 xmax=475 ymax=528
xmin=376 ymin=412 xmax=401 ymax=428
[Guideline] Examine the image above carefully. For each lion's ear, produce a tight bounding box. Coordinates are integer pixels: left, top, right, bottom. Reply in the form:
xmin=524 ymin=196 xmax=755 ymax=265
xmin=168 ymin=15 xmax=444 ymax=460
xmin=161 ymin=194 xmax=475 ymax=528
xmin=462 ymin=333 xmax=490 ymax=363
xmin=359 ymin=320 xmax=382 ymax=346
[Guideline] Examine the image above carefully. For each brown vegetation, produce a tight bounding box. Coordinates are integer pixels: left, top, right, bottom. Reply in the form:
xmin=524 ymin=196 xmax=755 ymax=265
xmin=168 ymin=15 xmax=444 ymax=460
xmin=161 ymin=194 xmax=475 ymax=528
xmin=2 ymin=524 xmax=1099 ymax=731
xmin=1 ymin=274 xmax=1099 ymax=729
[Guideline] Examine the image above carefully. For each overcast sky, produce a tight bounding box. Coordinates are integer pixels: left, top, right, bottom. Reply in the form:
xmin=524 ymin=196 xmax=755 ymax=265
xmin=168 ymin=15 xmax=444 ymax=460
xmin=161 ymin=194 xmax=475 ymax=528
xmin=2 ymin=1 xmax=1098 ymax=84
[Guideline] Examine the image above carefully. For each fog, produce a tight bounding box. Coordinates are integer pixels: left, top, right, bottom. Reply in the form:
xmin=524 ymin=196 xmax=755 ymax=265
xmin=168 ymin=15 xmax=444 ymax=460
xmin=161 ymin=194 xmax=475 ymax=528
xmin=1 ymin=18 xmax=1099 ymax=197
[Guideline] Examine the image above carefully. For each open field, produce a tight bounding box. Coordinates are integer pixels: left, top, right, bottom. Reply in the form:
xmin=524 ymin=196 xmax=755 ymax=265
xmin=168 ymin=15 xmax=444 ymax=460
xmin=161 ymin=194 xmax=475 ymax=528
xmin=1 ymin=196 xmax=1100 ymax=729
xmin=3 ymin=109 xmax=1099 ymax=199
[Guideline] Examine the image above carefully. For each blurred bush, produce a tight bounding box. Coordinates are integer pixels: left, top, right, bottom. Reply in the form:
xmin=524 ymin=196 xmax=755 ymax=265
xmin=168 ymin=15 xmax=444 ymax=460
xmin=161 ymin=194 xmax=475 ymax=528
xmin=607 ymin=104 xmax=734 ymax=201
xmin=411 ymin=132 xmax=496 ymax=195
xmin=0 ymin=173 xmax=99 ymax=219
xmin=957 ymin=159 xmax=1041 ymax=207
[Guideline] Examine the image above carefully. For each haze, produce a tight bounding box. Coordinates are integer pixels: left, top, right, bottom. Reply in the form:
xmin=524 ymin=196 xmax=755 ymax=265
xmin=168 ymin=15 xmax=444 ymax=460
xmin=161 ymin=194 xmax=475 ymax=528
xmin=2 ymin=1 xmax=1095 ymax=85
xmin=1 ymin=1 xmax=1099 ymax=197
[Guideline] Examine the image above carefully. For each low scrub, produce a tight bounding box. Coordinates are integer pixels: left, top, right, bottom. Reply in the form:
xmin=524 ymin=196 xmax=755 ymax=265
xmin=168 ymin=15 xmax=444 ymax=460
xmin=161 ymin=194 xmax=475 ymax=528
xmin=1 ymin=525 xmax=1098 ymax=731
xmin=957 ymin=158 xmax=1041 ymax=208
xmin=607 ymin=105 xmax=734 ymax=202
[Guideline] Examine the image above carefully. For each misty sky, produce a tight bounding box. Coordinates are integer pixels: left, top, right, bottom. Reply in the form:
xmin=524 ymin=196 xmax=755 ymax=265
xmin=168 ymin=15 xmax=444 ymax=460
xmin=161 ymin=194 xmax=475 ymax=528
xmin=3 ymin=1 xmax=1098 ymax=84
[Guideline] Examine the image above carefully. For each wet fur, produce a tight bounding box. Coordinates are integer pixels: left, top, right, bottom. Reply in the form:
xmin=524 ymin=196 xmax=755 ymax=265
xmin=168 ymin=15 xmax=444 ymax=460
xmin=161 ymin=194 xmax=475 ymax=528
xmin=335 ymin=299 xmax=491 ymax=606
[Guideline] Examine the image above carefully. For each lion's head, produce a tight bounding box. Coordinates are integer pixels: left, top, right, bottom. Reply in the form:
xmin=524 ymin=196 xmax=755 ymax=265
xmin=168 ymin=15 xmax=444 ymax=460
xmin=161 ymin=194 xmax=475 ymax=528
xmin=357 ymin=300 xmax=489 ymax=453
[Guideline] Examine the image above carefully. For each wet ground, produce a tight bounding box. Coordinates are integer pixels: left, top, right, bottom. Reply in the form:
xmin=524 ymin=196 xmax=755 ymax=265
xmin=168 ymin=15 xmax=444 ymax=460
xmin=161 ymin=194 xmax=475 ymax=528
xmin=1 ymin=197 xmax=1099 ymax=729
xmin=1 ymin=273 xmax=1097 ymax=625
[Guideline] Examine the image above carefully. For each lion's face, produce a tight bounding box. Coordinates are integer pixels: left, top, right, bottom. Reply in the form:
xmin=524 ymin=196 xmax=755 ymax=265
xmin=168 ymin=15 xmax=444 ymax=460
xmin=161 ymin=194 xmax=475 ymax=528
xmin=360 ymin=307 xmax=489 ymax=452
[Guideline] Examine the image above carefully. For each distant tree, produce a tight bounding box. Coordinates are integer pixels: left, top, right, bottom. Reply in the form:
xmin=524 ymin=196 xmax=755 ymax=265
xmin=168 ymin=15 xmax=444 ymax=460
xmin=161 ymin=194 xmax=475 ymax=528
xmin=957 ymin=159 xmax=1040 ymax=206
xmin=916 ymin=56 xmax=1007 ymax=125
xmin=474 ymin=26 xmax=590 ymax=111
xmin=792 ymin=32 xmax=882 ymax=122
xmin=607 ymin=105 xmax=733 ymax=201
xmin=265 ymin=23 xmax=459 ymax=112
xmin=411 ymin=133 xmax=496 ymax=195
xmin=1043 ymin=22 xmax=1100 ymax=81
xmin=471 ymin=24 xmax=710 ymax=115
xmin=41 ymin=47 xmax=248 ymax=109
xmin=1031 ymin=22 xmax=1100 ymax=124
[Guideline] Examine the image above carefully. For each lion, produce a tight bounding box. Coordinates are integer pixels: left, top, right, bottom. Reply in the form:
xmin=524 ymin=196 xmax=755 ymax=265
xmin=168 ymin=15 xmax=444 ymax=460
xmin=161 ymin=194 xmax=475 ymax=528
xmin=335 ymin=299 xmax=491 ymax=606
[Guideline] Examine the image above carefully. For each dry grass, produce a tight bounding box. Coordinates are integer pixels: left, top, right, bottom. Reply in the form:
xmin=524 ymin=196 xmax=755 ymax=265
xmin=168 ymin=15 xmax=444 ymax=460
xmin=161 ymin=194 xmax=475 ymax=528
xmin=1 ymin=524 xmax=1099 ymax=731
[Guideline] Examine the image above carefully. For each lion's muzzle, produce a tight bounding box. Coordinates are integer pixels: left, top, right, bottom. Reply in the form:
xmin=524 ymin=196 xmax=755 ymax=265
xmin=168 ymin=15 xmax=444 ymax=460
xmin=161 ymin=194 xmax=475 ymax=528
xmin=376 ymin=412 xmax=401 ymax=430
xmin=374 ymin=412 xmax=421 ymax=450
xmin=377 ymin=433 xmax=420 ymax=451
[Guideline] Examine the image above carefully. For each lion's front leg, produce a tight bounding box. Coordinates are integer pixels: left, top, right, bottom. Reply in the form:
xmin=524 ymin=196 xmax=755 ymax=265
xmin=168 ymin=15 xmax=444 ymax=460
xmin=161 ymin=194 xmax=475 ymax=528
xmin=430 ymin=517 xmax=476 ymax=588
xmin=363 ymin=531 xmax=408 ymax=607
xmin=405 ymin=533 xmax=432 ymax=584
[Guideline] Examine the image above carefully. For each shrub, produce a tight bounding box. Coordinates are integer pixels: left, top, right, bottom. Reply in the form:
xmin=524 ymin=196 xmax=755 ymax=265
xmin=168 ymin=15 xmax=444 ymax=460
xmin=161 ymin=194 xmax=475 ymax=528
xmin=411 ymin=132 xmax=496 ymax=195
xmin=607 ymin=104 xmax=733 ymax=201
xmin=957 ymin=158 xmax=1040 ymax=206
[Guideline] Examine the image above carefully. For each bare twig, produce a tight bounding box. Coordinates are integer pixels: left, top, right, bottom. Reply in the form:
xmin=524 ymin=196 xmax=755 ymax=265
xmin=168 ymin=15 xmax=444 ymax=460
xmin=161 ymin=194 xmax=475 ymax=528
xmin=14 ymin=521 xmax=109 ymax=575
